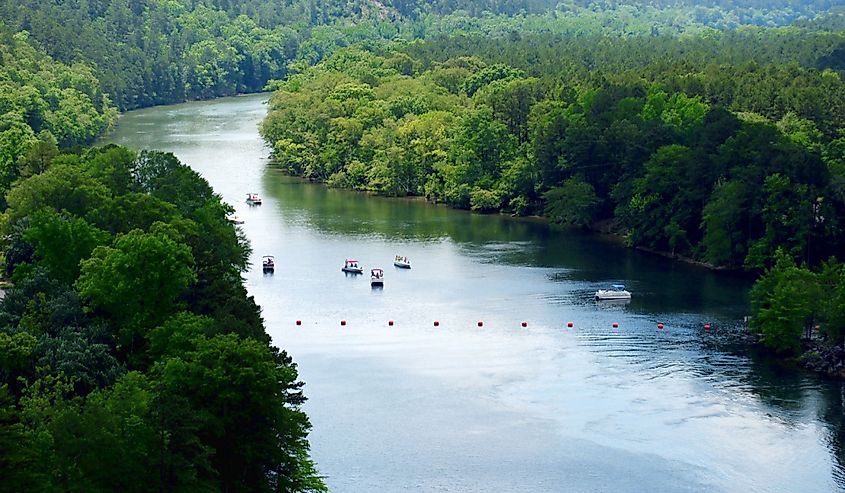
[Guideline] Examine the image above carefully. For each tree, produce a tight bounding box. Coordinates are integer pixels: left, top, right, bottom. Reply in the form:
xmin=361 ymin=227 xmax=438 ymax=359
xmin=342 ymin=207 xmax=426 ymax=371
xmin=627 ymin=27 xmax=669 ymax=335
xmin=0 ymin=385 xmax=48 ymax=492
xmin=75 ymin=229 xmax=196 ymax=359
xmin=750 ymin=250 xmax=817 ymax=355
xmin=42 ymin=372 xmax=158 ymax=493
xmin=17 ymin=131 xmax=58 ymax=178
xmin=475 ymin=77 xmax=542 ymax=143
xmin=544 ymin=177 xmax=599 ymax=227
xmin=4 ymin=164 xmax=111 ymax=222
xmin=701 ymin=180 xmax=748 ymax=267
xmin=153 ymin=334 xmax=326 ymax=492
xmin=461 ymin=63 xmax=525 ymax=97
xmin=618 ymin=144 xmax=703 ymax=252
xmin=133 ymin=151 xmax=216 ymax=217
xmin=23 ymin=209 xmax=111 ymax=285
xmin=816 ymin=258 xmax=845 ymax=345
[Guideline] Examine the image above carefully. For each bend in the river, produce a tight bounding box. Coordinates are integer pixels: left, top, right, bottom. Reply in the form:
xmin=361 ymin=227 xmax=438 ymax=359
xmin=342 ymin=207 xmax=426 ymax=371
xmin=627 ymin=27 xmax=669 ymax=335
xmin=104 ymin=93 xmax=845 ymax=493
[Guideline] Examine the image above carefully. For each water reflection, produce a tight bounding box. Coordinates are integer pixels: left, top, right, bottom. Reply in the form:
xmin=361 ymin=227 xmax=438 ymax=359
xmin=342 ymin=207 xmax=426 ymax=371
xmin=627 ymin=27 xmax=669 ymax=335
xmin=264 ymin=173 xmax=752 ymax=318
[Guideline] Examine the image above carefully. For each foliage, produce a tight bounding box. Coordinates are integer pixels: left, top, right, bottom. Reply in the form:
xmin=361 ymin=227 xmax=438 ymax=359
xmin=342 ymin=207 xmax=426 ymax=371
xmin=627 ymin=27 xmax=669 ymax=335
xmin=544 ymin=177 xmax=599 ymax=228
xmin=262 ymin=44 xmax=844 ymax=271
xmin=0 ymin=148 xmax=324 ymax=491
xmin=750 ymin=250 xmax=817 ymax=354
xmin=0 ymin=30 xmax=116 ymax=206
xmin=750 ymin=251 xmax=845 ymax=354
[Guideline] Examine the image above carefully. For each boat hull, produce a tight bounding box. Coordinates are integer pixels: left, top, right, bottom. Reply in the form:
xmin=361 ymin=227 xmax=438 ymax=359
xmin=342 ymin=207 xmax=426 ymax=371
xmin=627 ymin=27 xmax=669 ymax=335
xmin=393 ymin=262 xmax=411 ymax=269
xmin=595 ymin=290 xmax=631 ymax=301
xmin=342 ymin=267 xmax=363 ymax=274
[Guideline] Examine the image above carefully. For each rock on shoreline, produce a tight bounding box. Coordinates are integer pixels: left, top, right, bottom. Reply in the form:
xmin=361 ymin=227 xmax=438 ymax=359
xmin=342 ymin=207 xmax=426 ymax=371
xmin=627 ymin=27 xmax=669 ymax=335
xmin=799 ymin=344 xmax=845 ymax=378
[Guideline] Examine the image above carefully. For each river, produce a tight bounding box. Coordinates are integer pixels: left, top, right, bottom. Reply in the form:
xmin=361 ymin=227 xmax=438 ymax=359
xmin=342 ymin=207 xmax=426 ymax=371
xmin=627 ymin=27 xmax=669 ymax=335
xmin=104 ymin=93 xmax=845 ymax=493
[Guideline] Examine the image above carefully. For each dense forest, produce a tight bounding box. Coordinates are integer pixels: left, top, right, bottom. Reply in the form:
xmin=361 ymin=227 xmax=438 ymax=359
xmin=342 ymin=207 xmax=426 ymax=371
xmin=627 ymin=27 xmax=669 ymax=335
xmin=2 ymin=1 xmax=845 ymax=490
xmin=1 ymin=0 xmax=841 ymax=109
xmin=260 ymin=39 xmax=845 ymax=268
xmin=0 ymin=29 xmax=117 ymax=206
xmin=0 ymin=146 xmax=325 ymax=491
xmin=0 ymin=12 xmax=326 ymax=491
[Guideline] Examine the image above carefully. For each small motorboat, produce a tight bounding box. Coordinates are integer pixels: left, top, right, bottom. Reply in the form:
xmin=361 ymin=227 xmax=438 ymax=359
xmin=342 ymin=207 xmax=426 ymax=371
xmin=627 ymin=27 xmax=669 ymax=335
xmin=246 ymin=193 xmax=262 ymax=205
xmin=370 ymin=268 xmax=384 ymax=288
xmin=226 ymin=213 xmax=244 ymax=224
xmin=595 ymin=284 xmax=631 ymax=301
xmin=262 ymin=255 xmax=275 ymax=273
xmin=342 ymin=259 xmax=364 ymax=274
xmin=393 ymin=255 xmax=411 ymax=269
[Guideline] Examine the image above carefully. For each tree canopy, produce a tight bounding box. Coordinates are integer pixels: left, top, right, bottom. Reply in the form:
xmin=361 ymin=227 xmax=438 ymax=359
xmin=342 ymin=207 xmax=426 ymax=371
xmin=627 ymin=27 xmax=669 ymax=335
xmin=0 ymin=148 xmax=325 ymax=492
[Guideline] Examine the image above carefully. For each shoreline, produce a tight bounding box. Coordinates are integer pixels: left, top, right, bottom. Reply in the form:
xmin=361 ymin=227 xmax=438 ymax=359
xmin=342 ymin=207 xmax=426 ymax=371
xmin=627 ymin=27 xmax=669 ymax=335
xmin=279 ymin=169 xmax=748 ymax=274
xmin=798 ymin=342 xmax=845 ymax=379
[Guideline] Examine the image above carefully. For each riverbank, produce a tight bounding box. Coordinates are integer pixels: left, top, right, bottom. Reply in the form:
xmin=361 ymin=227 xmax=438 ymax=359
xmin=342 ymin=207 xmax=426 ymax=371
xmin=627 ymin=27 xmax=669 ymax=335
xmin=799 ymin=343 xmax=845 ymax=379
xmin=103 ymin=93 xmax=845 ymax=493
xmin=743 ymin=328 xmax=845 ymax=379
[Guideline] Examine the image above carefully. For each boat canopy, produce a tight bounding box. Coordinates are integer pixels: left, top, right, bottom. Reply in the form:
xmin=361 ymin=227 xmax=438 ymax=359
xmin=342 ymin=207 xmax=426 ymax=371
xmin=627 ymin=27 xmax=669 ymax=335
xmin=371 ymin=268 xmax=383 ymax=274
xmin=346 ymin=259 xmax=358 ymax=263
xmin=263 ymin=255 xmax=274 ymax=260
xmin=611 ymin=284 xmax=626 ymax=290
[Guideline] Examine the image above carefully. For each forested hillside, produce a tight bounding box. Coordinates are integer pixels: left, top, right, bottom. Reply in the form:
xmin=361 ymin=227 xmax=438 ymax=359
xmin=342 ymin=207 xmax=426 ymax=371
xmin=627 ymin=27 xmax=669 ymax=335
xmin=0 ymin=29 xmax=116 ymax=205
xmin=261 ymin=37 xmax=845 ymax=268
xmin=0 ymin=146 xmax=325 ymax=491
xmin=1 ymin=0 xmax=840 ymax=110
xmin=1 ymin=9 xmax=329 ymax=489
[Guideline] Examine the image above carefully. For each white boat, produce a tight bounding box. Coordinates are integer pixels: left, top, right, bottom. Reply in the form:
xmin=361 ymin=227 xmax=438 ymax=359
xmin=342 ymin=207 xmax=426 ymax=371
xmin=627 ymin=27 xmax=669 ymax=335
xmin=595 ymin=284 xmax=631 ymax=301
xmin=262 ymin=255 xmax=275 ymax=273
xmin=246 ymin=193 xmax=262 ymax=205
xmin=342 ymin=259 xmax=363 ymax=274
xmin=393 ymin=255 xmax=411 ymax=269
xmin=370 ymin=268 xmax=384 ymax=287
xmin=226 ymin=213 xmax=244 ymax=224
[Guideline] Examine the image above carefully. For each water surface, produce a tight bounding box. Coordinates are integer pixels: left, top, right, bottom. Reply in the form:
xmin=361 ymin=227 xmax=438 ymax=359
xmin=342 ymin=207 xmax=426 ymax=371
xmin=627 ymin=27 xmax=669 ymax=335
xmin=104 ymin=93 xmax=845 ymax=493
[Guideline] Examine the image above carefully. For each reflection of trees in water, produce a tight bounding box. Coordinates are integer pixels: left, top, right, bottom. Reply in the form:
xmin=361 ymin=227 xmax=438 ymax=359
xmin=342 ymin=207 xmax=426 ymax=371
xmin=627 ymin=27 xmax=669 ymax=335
xmin=820 ymin=381 xmax=845 ymax=488
xmin=265 ymin=173 xmax=542 ymax=243
xmin=265 ymin=173 xmax=753 ymax=317
xmin=739 ymin=347 xmax=845 ymax=487
xmin=686 ymin=337 xmax=845 ymax=486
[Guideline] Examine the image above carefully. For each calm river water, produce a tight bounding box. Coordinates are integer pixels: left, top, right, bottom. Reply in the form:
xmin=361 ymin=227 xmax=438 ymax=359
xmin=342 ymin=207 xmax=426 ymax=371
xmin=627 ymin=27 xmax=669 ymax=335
xmin=105 ymin=93 xmax=845 ymax=492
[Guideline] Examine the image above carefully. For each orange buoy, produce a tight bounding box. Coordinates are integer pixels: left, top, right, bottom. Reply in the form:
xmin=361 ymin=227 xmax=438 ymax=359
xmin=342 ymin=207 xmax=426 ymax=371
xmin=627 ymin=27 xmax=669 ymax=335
xmin=433 ymin=320 xmax=440 ymax=327
xmin=388 ymin=320 xmax=394 ymax=326
xmin=521 ymin=321 xmax=528 ymax=327
xmin=478 ymin=321 xmax=483 ymax=327
xmin=340 ymin=320 xmax=346 ymax=326
xmin=657 ymin=323 xmax=664 ymax=329
xmin=296 ymin=320 xmax=302 ymax=326
xmin=612 ymin=322 xmax=619 ymax=328
xmin=567 ymin=322 xmax=574 ymax=328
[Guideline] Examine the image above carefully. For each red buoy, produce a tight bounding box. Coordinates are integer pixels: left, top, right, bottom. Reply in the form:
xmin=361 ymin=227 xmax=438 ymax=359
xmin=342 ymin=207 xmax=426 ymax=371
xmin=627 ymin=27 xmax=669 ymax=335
xmin=657 ymin=323 xmax=664 ymax=329
xmin=296 ymin=320 xmax=302 ymax=326
xmin=521 ymin=321 xmax=528 ymax=327
xmin=567 ymin=322 xmax=574 ymax=328
xmin=477 ymin=321 xmax=483 ymax=327
xmin=388 ymin=320 xmax=394 ymax=326
xmin=340 ymin=320 xmax=347 ymax=326
xmin=704 ymin=324 xmax=711 ymax=331
xmin=612 ymin=322 xmax=619 ymax=328
xmin=433 ymin=320 xmax=440 ymax=327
